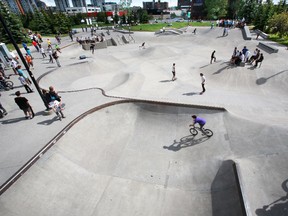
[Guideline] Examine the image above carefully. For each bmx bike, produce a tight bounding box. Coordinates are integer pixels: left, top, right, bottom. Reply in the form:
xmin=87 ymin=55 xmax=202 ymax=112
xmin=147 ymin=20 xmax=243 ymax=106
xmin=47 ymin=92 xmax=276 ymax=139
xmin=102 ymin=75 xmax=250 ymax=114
xmin=189 ymin=126 xmax=213 ymax=137
xmin=0 ymin=80 xmax=14 ymax=91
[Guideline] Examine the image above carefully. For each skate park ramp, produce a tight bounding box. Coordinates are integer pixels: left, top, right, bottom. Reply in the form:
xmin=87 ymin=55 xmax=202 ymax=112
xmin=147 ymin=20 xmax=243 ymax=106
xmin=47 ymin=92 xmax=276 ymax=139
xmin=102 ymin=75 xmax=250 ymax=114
xmin=1 ymin=27 xmax=288 ymax=216
xmin=0 ymin=103 xmax=242 ymax=216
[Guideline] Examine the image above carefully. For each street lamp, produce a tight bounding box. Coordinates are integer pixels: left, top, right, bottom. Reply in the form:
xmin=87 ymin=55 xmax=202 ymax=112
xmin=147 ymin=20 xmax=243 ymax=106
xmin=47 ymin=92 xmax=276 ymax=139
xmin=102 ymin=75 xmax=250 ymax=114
xmin=0 ymin=14 xmax=49 ymax=109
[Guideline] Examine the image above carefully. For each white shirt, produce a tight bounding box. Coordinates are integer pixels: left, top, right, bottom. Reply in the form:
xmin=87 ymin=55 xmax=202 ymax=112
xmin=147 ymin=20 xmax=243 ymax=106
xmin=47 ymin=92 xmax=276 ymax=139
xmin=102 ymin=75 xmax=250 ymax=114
xmin=201 ymin=76 xmax=206 ymax=84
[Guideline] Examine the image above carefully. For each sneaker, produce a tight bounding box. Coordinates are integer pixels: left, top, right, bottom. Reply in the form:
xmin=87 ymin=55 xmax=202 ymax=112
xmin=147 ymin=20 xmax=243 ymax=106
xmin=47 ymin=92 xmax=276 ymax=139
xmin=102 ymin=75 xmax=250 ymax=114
xmin=3 ymin=112 xmax=7 ymax=116
xmin=25 ymin=116 xmax=29 ymax=119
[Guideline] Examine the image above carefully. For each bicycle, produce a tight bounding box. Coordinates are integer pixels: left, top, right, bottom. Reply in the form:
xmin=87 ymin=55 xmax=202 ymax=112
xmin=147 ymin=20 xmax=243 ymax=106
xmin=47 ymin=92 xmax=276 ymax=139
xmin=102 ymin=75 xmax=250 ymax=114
xmin=189 ymin=126 xmax=213 ymax=137
xmin=0 ymin=80 xmax=14 ymax=91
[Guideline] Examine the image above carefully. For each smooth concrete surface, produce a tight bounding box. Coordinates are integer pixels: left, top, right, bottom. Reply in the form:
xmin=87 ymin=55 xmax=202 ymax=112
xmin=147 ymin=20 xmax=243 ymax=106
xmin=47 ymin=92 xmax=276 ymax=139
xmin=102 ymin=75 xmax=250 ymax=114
xmin=0 ymin=26 xmax=288 ymax=216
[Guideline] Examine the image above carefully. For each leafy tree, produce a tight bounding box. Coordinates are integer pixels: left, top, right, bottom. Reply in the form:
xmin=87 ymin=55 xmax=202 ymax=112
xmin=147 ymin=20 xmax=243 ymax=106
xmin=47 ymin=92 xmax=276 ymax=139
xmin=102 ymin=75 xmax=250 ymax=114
xmin=28 ymin=9 xmax=51 ymax=34
xmin=238 ymin=0 xmax=258 ymax=23
xmin=121 ymin=14 xmax=127 ymax=24
xmin=97 ymin=12 xmax=106 ymax=22
xmin=53 ymin=13 xmax=71 ymax=34
xmin=0 ymin=1 xmax=28 ymax=43
xmin=204 ymin=0 xmax=228 ymax=19
xmin=170 ymin=13 xmax=177 ymax=19
xmin=113 ymin=13 xmax=119 ymax=24
xmin=268 ymin=12 xmax=288 ymax=37
xmin=253 ymin=0 xmax=274 ymax=31
xmin=274 ymin=0 xmax=288 ymax=14
xmin=227 ymin=0 xmax=243 ymax=19
xmin=138 ymin=9 xmax=149 ymax=23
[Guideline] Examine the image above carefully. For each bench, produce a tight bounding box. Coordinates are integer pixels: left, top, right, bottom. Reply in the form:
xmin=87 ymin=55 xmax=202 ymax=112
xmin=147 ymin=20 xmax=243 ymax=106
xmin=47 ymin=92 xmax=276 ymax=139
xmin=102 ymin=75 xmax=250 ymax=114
xmin=258 ymin=42 xmax=278 ymax=53
xmin=242 ymin=26 xmax=252 ymax=40
xmin=255 ymin=29 xmax=269 ymax=39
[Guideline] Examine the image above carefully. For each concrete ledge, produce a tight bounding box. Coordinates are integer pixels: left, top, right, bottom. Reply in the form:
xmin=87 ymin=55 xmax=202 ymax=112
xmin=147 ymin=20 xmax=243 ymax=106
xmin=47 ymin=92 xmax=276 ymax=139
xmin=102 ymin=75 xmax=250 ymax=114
xmin=255 ymin=29 xmax=269 ymax=39
xmin=242 ymin=26 xmax=252 ymax=40
xmin=95 ymin=41 xmax=107 ymax=49
xmin=258 ymin=42 xmax=278 ymax=53
xmin=106 ymin=38 xmax=117 ymax=46
xmin=122 ymin=35 xmax=129 ymax=44
xmin=114 ymin=29 xmax=134 ymax=34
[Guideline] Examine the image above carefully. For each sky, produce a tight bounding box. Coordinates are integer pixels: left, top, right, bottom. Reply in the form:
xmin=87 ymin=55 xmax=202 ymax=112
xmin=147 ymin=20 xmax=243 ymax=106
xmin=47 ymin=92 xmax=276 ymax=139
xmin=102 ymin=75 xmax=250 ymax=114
xmin=42 ymin=0 xmax=178 ymax=7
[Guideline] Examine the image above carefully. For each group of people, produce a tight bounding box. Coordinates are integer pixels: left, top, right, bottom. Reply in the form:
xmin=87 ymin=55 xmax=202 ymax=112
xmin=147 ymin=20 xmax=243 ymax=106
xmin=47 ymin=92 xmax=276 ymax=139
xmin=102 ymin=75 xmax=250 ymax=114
xmin=0 ymin=85 xmax=64 ymax=120
xmin=230 ymin=46 xmax=264 ymax=67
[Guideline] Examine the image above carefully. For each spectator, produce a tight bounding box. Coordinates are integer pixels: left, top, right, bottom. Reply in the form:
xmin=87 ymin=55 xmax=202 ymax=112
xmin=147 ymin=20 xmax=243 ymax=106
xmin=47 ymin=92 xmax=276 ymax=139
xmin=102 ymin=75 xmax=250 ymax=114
xmin=14 ymin=91 xmax=34 ymax=119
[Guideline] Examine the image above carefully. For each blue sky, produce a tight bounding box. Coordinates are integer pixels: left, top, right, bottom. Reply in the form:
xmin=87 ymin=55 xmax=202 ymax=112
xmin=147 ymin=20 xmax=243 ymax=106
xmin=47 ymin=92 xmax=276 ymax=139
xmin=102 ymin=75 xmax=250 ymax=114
xmin=42 ymin=0 xmax=178 ymax=7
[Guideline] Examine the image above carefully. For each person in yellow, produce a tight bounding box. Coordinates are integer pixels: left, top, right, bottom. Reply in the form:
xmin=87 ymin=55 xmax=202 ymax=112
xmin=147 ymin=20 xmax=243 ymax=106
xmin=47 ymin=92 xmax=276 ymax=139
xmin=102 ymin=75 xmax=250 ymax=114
xmin=47 ymin=39 xmax=51 ymax=48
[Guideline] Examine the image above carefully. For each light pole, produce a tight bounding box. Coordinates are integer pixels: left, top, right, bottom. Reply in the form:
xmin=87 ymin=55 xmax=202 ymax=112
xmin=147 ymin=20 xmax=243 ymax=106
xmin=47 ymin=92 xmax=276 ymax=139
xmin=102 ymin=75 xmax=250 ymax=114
xmin=0 ymin=14 xmax=49 ymax=109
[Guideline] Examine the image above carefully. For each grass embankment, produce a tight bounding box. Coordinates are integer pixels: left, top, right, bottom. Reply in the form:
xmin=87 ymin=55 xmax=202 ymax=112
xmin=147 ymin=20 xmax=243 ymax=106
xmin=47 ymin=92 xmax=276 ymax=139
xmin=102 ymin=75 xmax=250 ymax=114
xmin=269 ymin=34 xmax=288 ymax=47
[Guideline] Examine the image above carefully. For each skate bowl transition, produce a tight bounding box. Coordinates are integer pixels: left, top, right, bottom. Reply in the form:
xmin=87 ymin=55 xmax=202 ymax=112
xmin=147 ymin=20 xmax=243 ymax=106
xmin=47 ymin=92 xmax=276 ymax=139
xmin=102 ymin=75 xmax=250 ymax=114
xmin=1 ymin=27 xmax=288 ymax=216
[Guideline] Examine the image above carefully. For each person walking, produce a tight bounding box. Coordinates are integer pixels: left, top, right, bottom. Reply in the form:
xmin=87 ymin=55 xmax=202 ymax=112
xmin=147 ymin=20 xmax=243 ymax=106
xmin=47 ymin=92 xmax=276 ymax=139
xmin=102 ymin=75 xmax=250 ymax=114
xmin=31 ymin=40 xmax=40 ymax=52
xmin=69 ymin=30 xmax=73 ymax=41
xmin=210 ymin=50 xmax=216 ymax=64
xmin=40 ymin=47 xmax=47 ymax=58
xmin=52 ymin=50 xmax=61 ymax=67
xmin=171 ymin=63 xmax=176 ymax=81
xmin=14 ymin=91 xmax=34 ymax=119
xmin=16 ymin=65 xmax=32 ymax=85
xmin=55 ymin=44 xmax=61 ymax=53
xmin=25 ymin=54 xmax=34 ymax=69
xmin=200 ymin=73 xmax=206 ymax=94
xmin=18 ymin=75 xmax=33 ymax=93
xmin=90 ymin=43 xmax=95 ymax=54
xmin=47 ymin=47 xmax=53 ymax=63
xmin=0 ymin=93 xmax=8 ymax=118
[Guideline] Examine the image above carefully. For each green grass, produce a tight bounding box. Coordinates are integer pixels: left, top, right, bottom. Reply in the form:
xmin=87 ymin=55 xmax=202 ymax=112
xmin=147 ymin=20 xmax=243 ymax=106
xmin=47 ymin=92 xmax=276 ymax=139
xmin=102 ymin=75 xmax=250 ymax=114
xmin=269 ymin=34 xmax=288 ymax=47
xmin=122 ymin=21 xmax=211 ymax=32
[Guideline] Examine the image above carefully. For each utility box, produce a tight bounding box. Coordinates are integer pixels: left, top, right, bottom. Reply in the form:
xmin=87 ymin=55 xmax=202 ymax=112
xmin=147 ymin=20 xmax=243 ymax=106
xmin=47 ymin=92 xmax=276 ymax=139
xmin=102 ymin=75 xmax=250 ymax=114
xmin=0 ymin=43 xmax=12 ymax=68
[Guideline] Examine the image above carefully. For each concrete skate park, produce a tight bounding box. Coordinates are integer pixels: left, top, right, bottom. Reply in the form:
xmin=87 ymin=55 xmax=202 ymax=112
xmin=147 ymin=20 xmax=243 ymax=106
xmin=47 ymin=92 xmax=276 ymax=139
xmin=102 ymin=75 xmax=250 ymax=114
xmin=0 ymin=26 xmax=288 ymax=216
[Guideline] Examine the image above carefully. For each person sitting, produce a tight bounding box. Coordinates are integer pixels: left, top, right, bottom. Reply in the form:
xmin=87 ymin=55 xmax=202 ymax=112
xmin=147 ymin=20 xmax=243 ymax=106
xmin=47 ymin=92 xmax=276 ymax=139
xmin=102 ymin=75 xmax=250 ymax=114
xmin=254 ymin=53 xmax=264 ymax=67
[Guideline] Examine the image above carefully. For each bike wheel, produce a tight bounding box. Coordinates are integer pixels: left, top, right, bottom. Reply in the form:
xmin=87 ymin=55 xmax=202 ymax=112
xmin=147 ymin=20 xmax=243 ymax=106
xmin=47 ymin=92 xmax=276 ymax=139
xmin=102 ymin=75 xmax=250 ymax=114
xmin=5 ymin=81 xmax=14 ymax=89
xmin=190 ymin=128 xmax=198 ymax=136
xmin=204 ymin=129 xmax=213 ymax=137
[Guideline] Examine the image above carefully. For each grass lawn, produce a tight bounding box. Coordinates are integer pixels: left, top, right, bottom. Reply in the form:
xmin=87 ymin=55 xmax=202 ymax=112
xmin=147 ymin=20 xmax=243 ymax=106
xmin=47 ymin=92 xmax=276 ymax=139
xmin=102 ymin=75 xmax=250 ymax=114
xmin=124 ymin=21 xmax=211 ymax=32
xmin=269 ymin=34 xmax=288 ymax=47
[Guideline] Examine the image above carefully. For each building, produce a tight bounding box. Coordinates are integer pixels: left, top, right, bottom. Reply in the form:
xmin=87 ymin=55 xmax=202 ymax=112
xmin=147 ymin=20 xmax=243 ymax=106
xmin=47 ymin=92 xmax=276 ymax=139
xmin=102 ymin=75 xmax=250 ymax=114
xmin=55 ymin=0 xmax=70 ymax=12
xmin=103 ymin=2 xmax=118 ymax=12
xmin=72 ymin=0 xmax=87 ymax=7
xmin=66 ymin=6 xmax=101 ymax=14
xmin=178 ymin=0 xmax=204 ymax=18
xmin=3 ymin=0 xmax=39 ymax=14
xmin=90 ymin=0 xmax=105 ymax=8
xmin=143 ymin=0 xmax=168 ymax=10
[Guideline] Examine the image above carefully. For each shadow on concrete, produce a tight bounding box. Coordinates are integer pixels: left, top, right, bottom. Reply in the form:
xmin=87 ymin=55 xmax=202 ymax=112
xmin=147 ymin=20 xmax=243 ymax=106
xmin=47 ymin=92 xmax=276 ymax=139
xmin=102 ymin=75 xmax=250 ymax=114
xmin=37 ymin=116 xmax=60 ymax=125
xmin=163 ymin=134 xmax=209 ymax=151
xmin=1 ymin=117 xmax=27 ymax=124
xmin=211 ymin=160 xmax=245 ymax=216
xmin=200 ymin=64 xmax=210 ymax=69
xmin=159 ymin=80 xmax=173 ymax=83
xmin=183 ymin=92 xmax=200 ymax=96
xmin=255 ymin=179 xmax=288 ymax=216
xmin=256 ymin=70 xmax=288 ymax=85
xmin=213 ymin=64 xmax=234 ymax=75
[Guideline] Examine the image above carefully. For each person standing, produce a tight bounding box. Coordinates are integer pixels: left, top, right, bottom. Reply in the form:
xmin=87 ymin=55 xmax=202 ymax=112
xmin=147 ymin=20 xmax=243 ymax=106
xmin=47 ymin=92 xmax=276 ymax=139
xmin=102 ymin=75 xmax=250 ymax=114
xmin=47 ymin=47 xmax=53 ymax=63
xmin=40 ymin=47 xmax=47 ymax=58
xmin=18 ymin=75 xmax=33 ymax=93
xmin=200 ymin=73 xmax=206 ymax=94
xmin=0 ymin=93 xmax=8 ymax=118
xmin=14 ymin=91 xmax=34 ymax=119
xmin=171 ymin=63 xmax=176 ymax=81
xmin=210 ymin=50 xmax=216 ymax=64
xmin=69 ymin=30 xmax=73 ymax=41
xmin=52 ymin=50 xmax=61 ymax=67
xmin=90 ymin=43 xmax=95 ymax=54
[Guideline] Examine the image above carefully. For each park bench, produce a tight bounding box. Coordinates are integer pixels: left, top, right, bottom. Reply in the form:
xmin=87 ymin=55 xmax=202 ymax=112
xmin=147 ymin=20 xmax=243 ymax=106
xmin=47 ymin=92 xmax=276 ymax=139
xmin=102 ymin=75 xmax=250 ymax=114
xmin=242 ymin=26 xmax=252 ymax=40
xmin=258 ymin=42 xmax=278 ymax=53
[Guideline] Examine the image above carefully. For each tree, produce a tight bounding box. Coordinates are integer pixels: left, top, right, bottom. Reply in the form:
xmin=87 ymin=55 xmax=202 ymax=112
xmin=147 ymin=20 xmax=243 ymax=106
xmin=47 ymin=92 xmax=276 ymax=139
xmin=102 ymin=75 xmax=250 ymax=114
xmin=238 ymin=0 xmax=258 ymax=24
xmin=28 ymin=9 xmax=51 ymax=34
xmin=138 ymin=9 xmax=149 ymax=23
xmin=113 ymin=13 xmax=119 ymax=24
xmin=253 ymin=0 xmax=274 ymax=31
xmin=52 ymin=13 xmax=71 ymax=34
xmin=97 ymin=12 xmax=106 ymax=23
xmin=268 ymin=12 xmax=288 ymax=37
xmin=0 ymin=1 xmax=28 ymax=43
xmin=227 ymin=0 xmax=243 ymax=19
xmin=204 ymin=0 xmax=228 ymax=19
